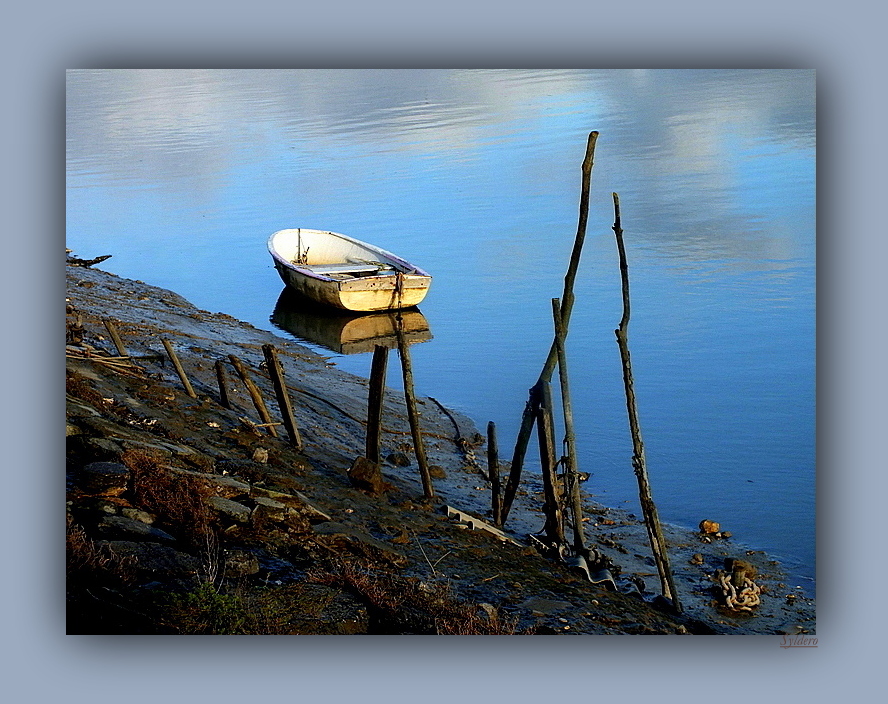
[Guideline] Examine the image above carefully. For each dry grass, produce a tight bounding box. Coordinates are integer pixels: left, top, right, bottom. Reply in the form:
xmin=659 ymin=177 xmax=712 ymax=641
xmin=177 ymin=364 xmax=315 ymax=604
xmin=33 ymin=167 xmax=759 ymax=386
xmin=311 ymin=558 xmax=530 ymax=635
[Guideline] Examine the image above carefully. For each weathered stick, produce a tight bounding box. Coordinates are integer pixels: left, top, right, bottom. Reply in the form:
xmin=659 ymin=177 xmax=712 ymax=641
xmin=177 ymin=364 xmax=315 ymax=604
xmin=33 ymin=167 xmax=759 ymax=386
xmin=366 ymin=345 xmax=389 ymax=464
xmin=552 ymin=297 xmax=586 ymax=553
xmin=536 ymin=382 xmax=565 ymax=547
xmin=102 ymin=318 xmax=128 ymax=357
xmin=214 ymin=360 xmax=232 ymax=409
xmin=487 ymin=421 xmax=502 ymax=526
xmin=161 ymin=338 xmax=197 ymax=398
xmin=612 ymin=192 xmax=681 ymax=612
xmin=500 ymin=130 xmax=599 ymax=524
xmin=395 ymin=319 xmax=435 ymax=500
xmin=228 ymin=354 xmax=278 ymax=437
xmin=262 ymin=344 xmax=303 ymax=449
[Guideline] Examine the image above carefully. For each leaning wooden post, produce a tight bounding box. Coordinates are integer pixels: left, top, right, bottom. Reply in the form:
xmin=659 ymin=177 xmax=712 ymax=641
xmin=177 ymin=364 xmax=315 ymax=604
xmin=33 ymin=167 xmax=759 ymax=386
xmin=161 ymin=338 xmax=197 ymax=398
xmin=552 ymin=297 xmax=586 ymax=554
xmin=501 ymin=130 xmax=599 ymax=525
xmin=536 ymin=382 xmax=565 ymax=547
xmin=102 ymin=317 xmax=128 ymax=357
xmin=487 ymin=421 xmax=502 ymax=526
xmin=395 ymin=319 xmax=435 ymax=501
xmin=214 ymin=360 xmax=232 ymax=409
xmin=262 ymin=344 xmax=303 ymax=449
xmin=228 ymin=354 xmax=278 ymax=438
xmin=612 ymin=192 xmax=681 ymax=612
xmin=366 ymin=345 xmax=389 ymax=464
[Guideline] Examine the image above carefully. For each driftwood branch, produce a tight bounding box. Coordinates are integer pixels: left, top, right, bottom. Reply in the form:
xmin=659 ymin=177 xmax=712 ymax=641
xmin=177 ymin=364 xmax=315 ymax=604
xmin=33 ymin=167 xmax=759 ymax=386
xmin=500 ymin=130 xmax=599 ymax=525
xmin=551 ymin=297 xmax=586 ymax=553
xmin=612 ymin=192 xmax=681 ymax=612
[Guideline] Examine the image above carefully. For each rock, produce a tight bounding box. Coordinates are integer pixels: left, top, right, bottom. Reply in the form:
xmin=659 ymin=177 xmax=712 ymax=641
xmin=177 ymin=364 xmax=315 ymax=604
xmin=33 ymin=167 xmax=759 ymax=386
xmin=347 ymin=456 xmax=391 ymax=496
xmin=252 ymin=496 xmax=290 ymax=522
xmin=252 ymin=447 xmax=269 ymax=464
xmin=223 ymin=549 xmax=260 ymax=576
xmin=250 ymin=487 xmax=331 ymax=523
xmin=429 ymin=464 xmax=447 ymax=479
xmin=477 ymin=603 xmax=498 ymax=621
xmin=385 ymin=451 xmax=411 ymax=467
xmin=699 ymin=519 xmax=720 ymax=534
xmin=170 ymin=467 xmax=250 ymax=498
xmin=99 ymin=540 xmax=202 ymax=583
xmin=120 ymin=507 xmax=156 ymax=524
xmin=727 ymin=558 xmax=758 ymax=587
xmin=690 ymin=553 xmax=704 ymax=565
xmin=96 ymin=515 xmax=176 ymax=543
xmin=206 ymin=496 xmax=252 ymax=524
xmin=76 ymin=461 xmax=130 ymax=496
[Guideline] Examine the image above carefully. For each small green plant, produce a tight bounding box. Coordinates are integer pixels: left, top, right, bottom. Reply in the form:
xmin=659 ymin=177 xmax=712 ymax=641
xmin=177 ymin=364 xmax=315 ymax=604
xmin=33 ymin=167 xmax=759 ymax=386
xmin=163 ymin=583 xmax=250 ymax=635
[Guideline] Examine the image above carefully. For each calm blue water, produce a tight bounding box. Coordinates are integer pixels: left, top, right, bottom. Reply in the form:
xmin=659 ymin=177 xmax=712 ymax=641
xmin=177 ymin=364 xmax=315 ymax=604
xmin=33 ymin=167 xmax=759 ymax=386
xmin=66 ymin=69 xmax=815 ymax=592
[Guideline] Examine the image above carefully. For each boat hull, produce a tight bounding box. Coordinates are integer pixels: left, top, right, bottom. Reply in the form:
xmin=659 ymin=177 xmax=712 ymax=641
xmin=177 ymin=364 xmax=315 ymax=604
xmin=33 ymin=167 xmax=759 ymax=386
xmin=268 ymin=229 xmax=432 ymax=312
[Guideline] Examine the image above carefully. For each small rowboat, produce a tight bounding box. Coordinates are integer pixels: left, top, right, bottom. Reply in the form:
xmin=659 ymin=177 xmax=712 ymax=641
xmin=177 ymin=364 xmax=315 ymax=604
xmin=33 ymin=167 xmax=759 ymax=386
xmin=268 ymin=228 xmax=432 ymax=312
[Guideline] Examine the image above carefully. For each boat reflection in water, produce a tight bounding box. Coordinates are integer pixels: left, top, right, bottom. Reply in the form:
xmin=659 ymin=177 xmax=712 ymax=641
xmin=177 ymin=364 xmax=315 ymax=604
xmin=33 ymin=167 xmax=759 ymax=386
xmin=270 ymin=287 xmax=432 ymax=355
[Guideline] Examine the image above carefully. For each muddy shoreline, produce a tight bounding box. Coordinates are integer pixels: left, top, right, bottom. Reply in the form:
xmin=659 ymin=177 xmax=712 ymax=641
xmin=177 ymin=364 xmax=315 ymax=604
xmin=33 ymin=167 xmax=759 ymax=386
xmin=65 ymin=260 xmax=815 ymax=634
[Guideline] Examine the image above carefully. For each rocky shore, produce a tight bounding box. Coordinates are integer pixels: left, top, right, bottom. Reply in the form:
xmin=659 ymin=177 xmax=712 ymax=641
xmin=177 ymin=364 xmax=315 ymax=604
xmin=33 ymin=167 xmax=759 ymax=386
xmin=65 ymin=259 xmax=815 ymax=635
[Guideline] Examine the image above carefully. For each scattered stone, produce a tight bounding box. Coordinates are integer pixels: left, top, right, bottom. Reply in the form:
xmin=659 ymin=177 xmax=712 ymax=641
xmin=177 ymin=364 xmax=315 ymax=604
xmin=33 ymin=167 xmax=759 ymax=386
xmin=726 ymin=558 xmax=757 ymax=588
xmin=428 ymin=464 xmax=447 ymax=479
xmin=252 ymin=496 xmax=290 ymax=523
xmin=347 ymin=456 xmax=392 ymax=495
xmin=252 ymin=447 xmax=269 ymax=464
xmin=385 ymin=451 xmax=411 ymax=467
xmin=224 ymin=549 xmax=260 ymax=576
xmin=690 ymin=553 xmax=704 ymax=565
xmin=120 ymin=507 xmax=156 ymax=524
xmin=207 ymin=496 xmax=253 ymax=524
xmin=99 ymin=540 xmax=202 ymax=583
xmin=76 ymin=461 xmax=130 ymax=496
xmin=96 ymin=515 xmax=176 ymax=543
xmin=699 ymin=519 xmax=720 ymax=534
xmin=170 ymin=467 xmax=251 ymax=498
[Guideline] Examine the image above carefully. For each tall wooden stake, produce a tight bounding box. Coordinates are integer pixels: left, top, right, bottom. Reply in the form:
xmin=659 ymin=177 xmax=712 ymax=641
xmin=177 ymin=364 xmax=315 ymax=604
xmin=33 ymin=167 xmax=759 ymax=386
xmin=487 ymin=421 xmax=502 ymax=526
xmin=215 ymin=360 xmax=232 ymax=409
xmin=366 ymin=345 xmax=389 ymax=464
xmin=102 ymin=318 xmax=128 ymax=357
xmin=501 ymin=130 xmax=599 ymax=524
xmin=161 ymin=338 xmax=197 ymax=398
xmin=612 ymin=192 xmax=681 ymax=612
xmin=552 ymin=297 xmax=586 ymax=554
xmin=228 ymin=354 xmax=278 ymax=437
xmin=395 ymin=318 xmax=435 ymax=501
xmin=262 ymin=344 xmax=303 ymax=449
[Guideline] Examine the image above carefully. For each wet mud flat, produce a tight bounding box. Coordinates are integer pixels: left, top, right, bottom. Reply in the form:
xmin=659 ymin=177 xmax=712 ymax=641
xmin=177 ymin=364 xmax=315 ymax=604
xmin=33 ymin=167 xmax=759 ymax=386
xmin=65 ymin=261 xmax=815 ymax=635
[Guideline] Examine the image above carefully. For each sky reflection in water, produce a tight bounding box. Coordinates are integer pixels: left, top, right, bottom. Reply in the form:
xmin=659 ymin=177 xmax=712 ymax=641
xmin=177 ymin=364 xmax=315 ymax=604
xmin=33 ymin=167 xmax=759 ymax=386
xmin=67 ymin=69 xmax=815 ymax=590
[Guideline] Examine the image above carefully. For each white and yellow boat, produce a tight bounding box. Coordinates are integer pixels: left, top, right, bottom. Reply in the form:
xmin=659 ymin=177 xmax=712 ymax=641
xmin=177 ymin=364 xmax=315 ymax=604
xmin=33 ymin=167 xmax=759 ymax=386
xmin=268 ymin=228 xmax=432 ymax=311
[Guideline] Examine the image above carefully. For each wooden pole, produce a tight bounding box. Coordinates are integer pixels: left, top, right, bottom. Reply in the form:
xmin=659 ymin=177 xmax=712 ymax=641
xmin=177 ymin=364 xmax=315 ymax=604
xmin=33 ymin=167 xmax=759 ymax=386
xmin=228 ymin=354 xmax=278 ymax=437
xmin=612 ymin=192 xmax=681 ymax=612
xmin=394 ymin=318 xmax=435 ymax=501
xmin=500 ymin=130 xmax=599 ymax=525
xmin=262 ymin=344 xmax=303 ymax=449
xmin=536 ymin=382 xmax=565 ymax=547
xmin=551 ymin=297 xmax=586 ymax=553
xmin=487 ymin=421 xmax=502 ymax=526
xmin=214 ymin=360 xmax=232 ymax=409
xmin=161 ymin=338 xmax=197 ymax=398
xmin=366 ymin=345 xmax=389 ymax=464
xmin=102 ymin=318 xmax=128 ymax=357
